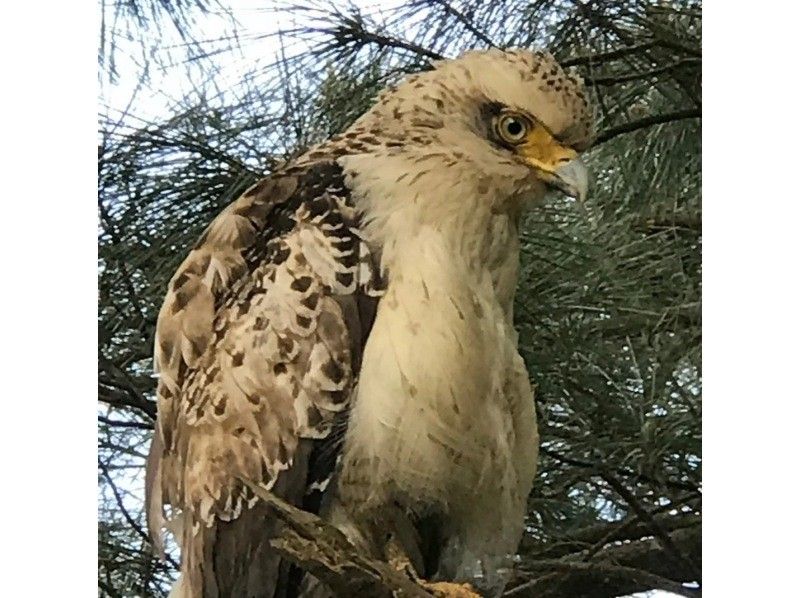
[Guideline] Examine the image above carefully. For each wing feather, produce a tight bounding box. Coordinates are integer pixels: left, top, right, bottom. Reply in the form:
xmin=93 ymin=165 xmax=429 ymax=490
xmin=145 ymin=161 xmax=382 ymax=595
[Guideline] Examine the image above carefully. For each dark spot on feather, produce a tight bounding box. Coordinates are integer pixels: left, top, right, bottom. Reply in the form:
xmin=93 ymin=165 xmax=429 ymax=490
xmin=214 ymin=396 xmax=227 ymax=416
xmin=273 ymin=362 xmax=288 ymax=375
xmin=322 ymin=210 xmax=344 ymax=227
xmin=301 ymin=293 xmax=319 ymax=310
xmin=332 ymin=237 xmax=354 ymax=252
xmin=159 ymin=337 xmax=174 ymax=358
xmin=291 ymin=276 xmax=313 ymax=293
xmin=171 ymin=290 xmax=192 ymax=314
xmin=254 ymin=316 xmax=268 ymax=330
xmin=188 ymin=337 xmax=206 ymax=360
xmin=307 ymin=196 xmax=330 ymax=217
xmin=335 ymin=271 xmax=354 ymax=288
xmin=278 ymin=336 xmax=294 ymax=356
xmin=293 ymin=253 xmax=308 ymax=267
xmin=322 ymin=358 xmax=345 ymax=384
xmin=271 ymin=244 xmax=290 ymax=264
xmin=296 ymin=314 xmax=312 ymax=328
xmin=328 ymin=390 xmax=347 ymax=404
xmin=342 ymin=255 xmax=361 ymax=271
xmin=306 ymin=406 xmax=322 ymax=427
xmin=172 ymin=272 xmax=191 ymax=291
xmin=236 ymin=299 xmax=252 ymax=318
xmin=247 ymin=394 xmax=260 ymax=405
xmin=231 ymin=352 xmax=244 ymax=367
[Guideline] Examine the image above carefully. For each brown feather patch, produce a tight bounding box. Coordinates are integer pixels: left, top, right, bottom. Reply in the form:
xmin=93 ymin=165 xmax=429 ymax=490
xmin=146 ymin=161 xmax=383 ymax=593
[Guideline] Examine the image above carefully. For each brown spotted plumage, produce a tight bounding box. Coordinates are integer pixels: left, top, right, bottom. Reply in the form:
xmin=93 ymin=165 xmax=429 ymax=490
xmin=146 ymin=48 xmax=593 ymax=598
xmin=147 ymin=161 xmax=384 ymax=596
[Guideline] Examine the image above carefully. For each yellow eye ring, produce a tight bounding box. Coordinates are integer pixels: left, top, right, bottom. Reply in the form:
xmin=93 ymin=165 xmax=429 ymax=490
xmin=496 ymin=113 xmax=530 ymax=144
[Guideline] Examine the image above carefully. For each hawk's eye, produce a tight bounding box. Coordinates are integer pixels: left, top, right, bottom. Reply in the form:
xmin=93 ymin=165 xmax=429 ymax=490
xmin=497 ymin=113 xmax=530 ymax=144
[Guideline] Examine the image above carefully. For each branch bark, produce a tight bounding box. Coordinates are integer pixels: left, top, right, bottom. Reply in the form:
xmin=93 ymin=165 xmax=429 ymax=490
xmin=242 ymin=480 xmax=434 ymax=598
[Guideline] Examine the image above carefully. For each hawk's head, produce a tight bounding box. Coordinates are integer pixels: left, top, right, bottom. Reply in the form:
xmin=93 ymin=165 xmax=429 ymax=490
xmin=350 ymin=48 xmax=594 ymax=207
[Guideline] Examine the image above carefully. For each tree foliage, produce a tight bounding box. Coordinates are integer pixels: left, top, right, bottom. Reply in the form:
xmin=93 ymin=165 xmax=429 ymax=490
xmin=98 ymin=1 xmax=701 ymax=596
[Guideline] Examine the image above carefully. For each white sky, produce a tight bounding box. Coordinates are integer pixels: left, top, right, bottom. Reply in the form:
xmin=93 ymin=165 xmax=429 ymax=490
xmin=100 ymin=0 xmax=403 ymax=124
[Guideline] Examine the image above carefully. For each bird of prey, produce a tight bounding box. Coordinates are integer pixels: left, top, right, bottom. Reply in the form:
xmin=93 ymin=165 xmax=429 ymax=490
xmin=146 ymin=48 xmax=593 ymax=598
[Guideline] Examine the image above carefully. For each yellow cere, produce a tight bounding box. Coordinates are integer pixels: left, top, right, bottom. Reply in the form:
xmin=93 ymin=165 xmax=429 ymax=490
xmin=517 ymin=125 xmax=578 ymax=174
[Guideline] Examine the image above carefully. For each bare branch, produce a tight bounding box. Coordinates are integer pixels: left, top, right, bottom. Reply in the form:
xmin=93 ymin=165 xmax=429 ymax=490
xmin=98 ymin=415 xmax=155 ymax=431
xmin=600 ymin=473 xmax=701 ymax=580
xmin=584 ymin=58 xmax=700 ymax=87
xmin=428 ymin=0 xmax=496 ymax=48
xmin=539 ymin=446 xmax=700 ymax=493
xmin=510 ymin=526 xmax=700 ymax=598
xmin=507 ymin=559 xmax=698 ymax=598
xmin=593 ymin=108 xmax=701 ymax=146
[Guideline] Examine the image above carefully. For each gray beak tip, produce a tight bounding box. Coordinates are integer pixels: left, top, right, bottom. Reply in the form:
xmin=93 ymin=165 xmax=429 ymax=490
xmin=553 ymin=159 xmax=589 ymax=203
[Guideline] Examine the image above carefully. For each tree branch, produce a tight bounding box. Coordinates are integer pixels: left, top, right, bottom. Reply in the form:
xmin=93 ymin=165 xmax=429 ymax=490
xmin=242 ymin=480 xmax=433 ymax=598
xmin=592 ymin=108 xmax=701 ymax=147
xmin=309 ymin=22 xmax=445 ymax=62
xmin=539 ymin=445 xmax=700 ymax=493
xmin=510 ymin=526 xmax=701 ymax=598
xmin=98 ymin=415 xmax=155 ymax=431
xmin=507 ymin=559 xmax=698 ymax=598
xmin=560 ymin=42 xmax=657 ymax=68
xmin=522 ymin=509 xmax=701 ymax=560
xmin=600 ymin=473 xmax=701 ymax=580
xmin=428 ymin=0 xmax=496 ymax=48
xmin=584 ymin=58 xmax=700 ymax=87
xmin=98 ymin=383 xmax=157 ymax=420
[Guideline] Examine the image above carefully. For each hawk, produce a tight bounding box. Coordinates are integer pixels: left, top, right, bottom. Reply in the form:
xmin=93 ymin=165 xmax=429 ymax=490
xmin=146 ymin=48 xmax=593 ymax=598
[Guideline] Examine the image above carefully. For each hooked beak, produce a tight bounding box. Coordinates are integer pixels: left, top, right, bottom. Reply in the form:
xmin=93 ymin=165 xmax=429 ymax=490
xmin=515 ymin=125 xmax=589 ymax=202
xmin=545 ymin=158 xmax=589 ymax=203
